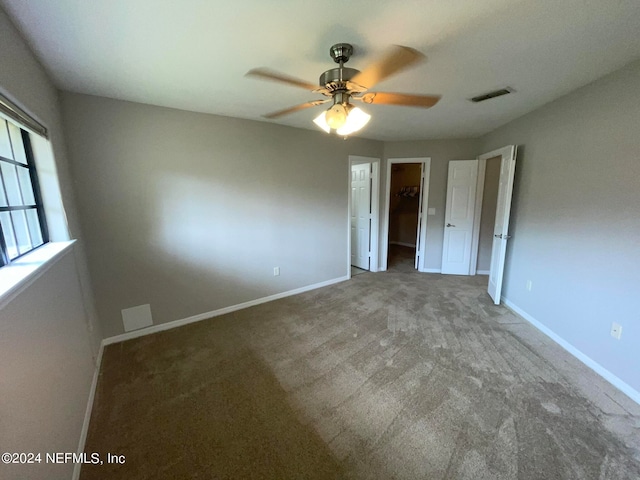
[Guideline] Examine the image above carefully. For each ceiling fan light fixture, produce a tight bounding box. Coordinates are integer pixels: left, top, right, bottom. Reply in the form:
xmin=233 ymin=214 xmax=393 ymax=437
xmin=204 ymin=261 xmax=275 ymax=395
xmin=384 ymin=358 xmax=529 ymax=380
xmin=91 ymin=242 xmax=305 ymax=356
xmin=313 ymin=104 xmax=371 ymax=136
xmin=249 ymin=43 xmax=440 ymax=136
xmin=336 ymin=107 xmax=371 ymax=136
xmin=313 ymin=112 xmax=330 ymax=133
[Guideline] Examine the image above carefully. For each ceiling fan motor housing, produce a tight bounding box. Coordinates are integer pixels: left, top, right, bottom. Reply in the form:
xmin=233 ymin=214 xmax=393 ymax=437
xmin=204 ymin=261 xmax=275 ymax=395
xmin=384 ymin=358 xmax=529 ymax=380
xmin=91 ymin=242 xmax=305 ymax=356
xmin=320 ymin=43 xmax=363 ymax=96
xmin=319 ymin=67 xmax=360 ymax=92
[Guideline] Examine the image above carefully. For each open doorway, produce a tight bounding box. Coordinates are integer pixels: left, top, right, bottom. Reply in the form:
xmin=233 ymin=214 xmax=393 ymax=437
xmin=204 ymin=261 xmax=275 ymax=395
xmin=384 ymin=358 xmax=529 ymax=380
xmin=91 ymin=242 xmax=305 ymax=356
xmin=382 ymin=157 xmax=431 ymax=272
xmin=470 ymin=145 xmax=518 ymax=304
xmin=388 ymin=163 xmax=422 ymax=270
xmin=438 ymin=146 xmax=517 ymax=303
xmin=348 ymin=156 xmax=380 ymax=278
xmin=474 ymin=155 xmax=501 ymax=275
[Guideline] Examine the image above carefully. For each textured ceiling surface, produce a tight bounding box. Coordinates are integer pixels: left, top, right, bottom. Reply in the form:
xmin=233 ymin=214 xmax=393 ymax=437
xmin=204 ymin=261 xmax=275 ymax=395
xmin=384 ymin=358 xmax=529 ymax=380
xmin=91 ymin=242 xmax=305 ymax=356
xmin=2 ymin=0 xmax=640 ymax=141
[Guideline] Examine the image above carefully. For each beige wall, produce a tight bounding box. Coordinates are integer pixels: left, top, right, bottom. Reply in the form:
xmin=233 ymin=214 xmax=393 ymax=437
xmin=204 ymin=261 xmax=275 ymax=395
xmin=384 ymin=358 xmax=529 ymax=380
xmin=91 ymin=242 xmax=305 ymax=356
xmin=0 ymin=8 xmax=99 ymax=480
xmin=480 ymin=59 xmax=640 ymax=393
xmin=382 ymin=139 xmax=480 ymax=270
xmin=60 ymin=92 xmax=383 ymax=337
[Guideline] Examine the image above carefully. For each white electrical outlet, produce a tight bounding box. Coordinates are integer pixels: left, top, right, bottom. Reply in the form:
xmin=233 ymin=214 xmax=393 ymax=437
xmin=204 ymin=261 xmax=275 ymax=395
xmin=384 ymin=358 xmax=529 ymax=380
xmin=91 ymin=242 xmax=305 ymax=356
xmin=526 ymin=280 xmax=533 ymax=291
xmin=273 ymin=267 xmax=280 ymax=276
xmin=611 ymin=322 xmax=622 ymax=340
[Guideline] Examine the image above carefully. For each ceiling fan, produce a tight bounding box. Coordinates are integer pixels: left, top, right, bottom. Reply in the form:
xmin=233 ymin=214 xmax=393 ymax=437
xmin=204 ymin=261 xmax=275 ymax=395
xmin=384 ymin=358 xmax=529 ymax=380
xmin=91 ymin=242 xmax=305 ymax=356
xmin=246 ymin=43 xmax=441 ymax=136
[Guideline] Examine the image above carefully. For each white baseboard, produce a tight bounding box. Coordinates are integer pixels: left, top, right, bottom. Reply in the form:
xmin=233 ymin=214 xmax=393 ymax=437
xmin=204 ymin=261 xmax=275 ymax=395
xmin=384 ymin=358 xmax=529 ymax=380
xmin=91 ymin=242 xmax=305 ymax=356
xmin=502 ymin=297 xmax=640 ymax=405
xmin=72 ymin=342 xmax=104 ymax=480
xmin=422 ymin=268 xmax=441 ymax=273
xmin=103 ymin=275 xmax=350 ymax=346
xmin=476 ymin=270 xmax=490 ymax=275
xmin=389 ymin=241 xmax=416 ymax=248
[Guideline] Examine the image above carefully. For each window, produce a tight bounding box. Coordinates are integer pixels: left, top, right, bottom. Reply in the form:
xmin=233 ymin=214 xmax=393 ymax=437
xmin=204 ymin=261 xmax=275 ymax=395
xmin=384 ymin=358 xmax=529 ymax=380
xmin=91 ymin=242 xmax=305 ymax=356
xmin=0 ymin=118 xmax=48 ymax=266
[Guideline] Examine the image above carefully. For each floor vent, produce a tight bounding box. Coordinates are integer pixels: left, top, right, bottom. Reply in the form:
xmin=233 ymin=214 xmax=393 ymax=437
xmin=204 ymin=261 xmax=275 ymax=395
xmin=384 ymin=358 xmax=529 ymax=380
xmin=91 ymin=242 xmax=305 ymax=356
xmin=470 ymin=87 xmax=514 ymax=103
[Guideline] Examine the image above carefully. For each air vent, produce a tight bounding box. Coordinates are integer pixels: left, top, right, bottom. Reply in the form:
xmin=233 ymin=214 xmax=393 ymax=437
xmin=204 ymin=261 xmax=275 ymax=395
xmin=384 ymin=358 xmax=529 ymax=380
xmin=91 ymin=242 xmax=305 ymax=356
xmin=470 ymin=87 xmax=514 ymax=103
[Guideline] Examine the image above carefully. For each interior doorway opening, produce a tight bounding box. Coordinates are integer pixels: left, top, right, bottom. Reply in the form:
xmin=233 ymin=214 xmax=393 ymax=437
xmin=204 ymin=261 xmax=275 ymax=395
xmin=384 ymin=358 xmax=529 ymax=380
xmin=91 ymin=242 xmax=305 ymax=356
xmin=388 ymin=163 xmax=422 ymax=270
xmin=382 ymin=157 xmax=431 ymax=272
xmin=348 ymin=156 xmax=380 ymax=278
xmin=437 ymin=146 xmax=516 ymax=303
xmin=475 ymin=155 xmax=501 ymax=275
xmin=470 ymin=145 xmax=518 ymax=304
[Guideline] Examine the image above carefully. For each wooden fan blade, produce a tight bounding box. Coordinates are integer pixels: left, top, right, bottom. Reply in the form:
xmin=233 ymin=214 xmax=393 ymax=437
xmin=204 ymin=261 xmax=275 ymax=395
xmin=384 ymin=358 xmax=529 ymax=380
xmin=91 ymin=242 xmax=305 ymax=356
xmin=263 ymin=100 xmax=330 ymax=119
xmin=359 ymin=92 xmax=441 ymax=108
xmin=351 ymin=45 xmax=426 ymax=90
xmin=246 ymin=68 xmax=318 ymax=91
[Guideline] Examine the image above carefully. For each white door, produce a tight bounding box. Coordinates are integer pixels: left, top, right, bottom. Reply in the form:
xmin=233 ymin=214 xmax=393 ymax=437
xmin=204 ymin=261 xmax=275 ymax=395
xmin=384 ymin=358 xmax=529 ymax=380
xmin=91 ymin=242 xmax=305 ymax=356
xmin=488 ymin=146 xmax=517 ymax=304
xmin=414 ymin=164 xmax=426 ymax=270
xmin=441 ymin=160 xmax=478 ymax=275
xmin=351 ymin=163 xmax=371 ymax=270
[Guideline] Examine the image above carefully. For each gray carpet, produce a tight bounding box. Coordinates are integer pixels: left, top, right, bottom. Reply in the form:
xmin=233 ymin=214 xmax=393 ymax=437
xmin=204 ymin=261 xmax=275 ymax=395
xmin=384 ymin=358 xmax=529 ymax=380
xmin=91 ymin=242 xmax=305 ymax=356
xmin=81 ymin=251 xmax=640 ymax=479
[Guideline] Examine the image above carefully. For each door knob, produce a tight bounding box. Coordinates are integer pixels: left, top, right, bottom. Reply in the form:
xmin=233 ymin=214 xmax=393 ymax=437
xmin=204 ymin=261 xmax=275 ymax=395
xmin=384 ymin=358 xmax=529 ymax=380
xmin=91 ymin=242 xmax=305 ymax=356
xmin=446 ymin=223 xmax=455 ymax=227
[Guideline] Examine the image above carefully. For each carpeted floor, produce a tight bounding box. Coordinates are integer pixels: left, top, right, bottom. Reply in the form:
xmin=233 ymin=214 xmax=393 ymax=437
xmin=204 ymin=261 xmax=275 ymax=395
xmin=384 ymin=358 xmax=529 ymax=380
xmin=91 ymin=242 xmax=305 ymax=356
xmin=81 ymin=249 xmax=640 ymax=479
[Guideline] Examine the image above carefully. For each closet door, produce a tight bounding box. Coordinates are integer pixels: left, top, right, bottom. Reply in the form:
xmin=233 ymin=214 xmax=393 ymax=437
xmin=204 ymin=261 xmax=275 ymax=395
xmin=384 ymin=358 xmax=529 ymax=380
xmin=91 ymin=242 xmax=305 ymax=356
xmin=351 ymin=163 xmax=371 ymax=270
xmin=441 ymin=160 xmax=478 ymax=275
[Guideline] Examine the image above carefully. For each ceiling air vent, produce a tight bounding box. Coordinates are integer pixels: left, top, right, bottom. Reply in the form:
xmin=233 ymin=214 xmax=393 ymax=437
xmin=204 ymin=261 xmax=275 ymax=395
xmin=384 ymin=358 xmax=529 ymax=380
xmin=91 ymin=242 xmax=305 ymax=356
xmin=470 ymin=87 xmax=514 ymax=103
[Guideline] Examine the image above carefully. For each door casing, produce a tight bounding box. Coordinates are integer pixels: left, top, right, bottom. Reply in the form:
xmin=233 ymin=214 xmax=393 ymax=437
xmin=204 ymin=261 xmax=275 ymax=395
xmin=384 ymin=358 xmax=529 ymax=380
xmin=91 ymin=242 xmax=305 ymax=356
xmin=440 ymin=146 xmax=517 ymax=284
xmin=470 ymin=145 xmax=517 ymax=304
xmin=350 ymin=162 xmax=372 ymax=270
xmin=348 ymin=156 xmax=380 ymax=276
xmin=381 ymin=157 xmax=431 ymax=271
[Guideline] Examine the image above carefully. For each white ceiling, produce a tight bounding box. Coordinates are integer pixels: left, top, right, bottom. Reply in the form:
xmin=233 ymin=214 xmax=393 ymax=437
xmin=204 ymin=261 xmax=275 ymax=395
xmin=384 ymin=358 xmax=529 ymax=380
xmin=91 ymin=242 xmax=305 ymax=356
xmin=2 ymin=0 xmax=640 ymax=141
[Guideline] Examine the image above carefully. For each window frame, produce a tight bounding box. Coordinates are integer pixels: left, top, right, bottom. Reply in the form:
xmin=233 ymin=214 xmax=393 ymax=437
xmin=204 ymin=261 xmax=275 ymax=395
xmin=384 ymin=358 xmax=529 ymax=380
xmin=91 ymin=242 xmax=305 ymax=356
xmin=0 ymin=126 xmax=49 ymax=266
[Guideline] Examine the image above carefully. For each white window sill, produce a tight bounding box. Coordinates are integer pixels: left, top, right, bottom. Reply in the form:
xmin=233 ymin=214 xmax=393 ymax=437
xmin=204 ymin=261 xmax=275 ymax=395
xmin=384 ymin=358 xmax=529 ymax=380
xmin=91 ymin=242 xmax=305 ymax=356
xmin=0 ymin=240 xmax=76 ymax=308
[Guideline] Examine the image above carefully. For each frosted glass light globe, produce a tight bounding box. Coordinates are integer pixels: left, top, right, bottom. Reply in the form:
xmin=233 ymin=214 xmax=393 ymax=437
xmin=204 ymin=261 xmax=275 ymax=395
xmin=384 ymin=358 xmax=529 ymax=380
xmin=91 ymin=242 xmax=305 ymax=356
xmin=325 ymin=104 xmax=348 ymax=129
